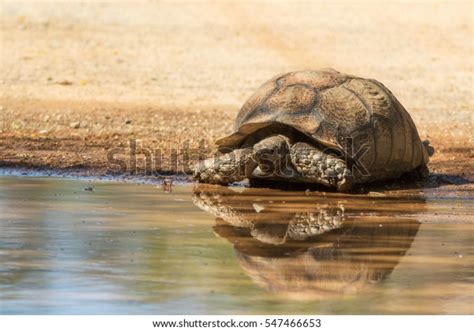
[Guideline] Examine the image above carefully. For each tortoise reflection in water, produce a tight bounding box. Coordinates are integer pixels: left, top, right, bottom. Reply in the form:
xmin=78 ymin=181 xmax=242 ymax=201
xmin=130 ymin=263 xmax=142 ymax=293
xmin=193 ymin=184 xmax=423 ymax=299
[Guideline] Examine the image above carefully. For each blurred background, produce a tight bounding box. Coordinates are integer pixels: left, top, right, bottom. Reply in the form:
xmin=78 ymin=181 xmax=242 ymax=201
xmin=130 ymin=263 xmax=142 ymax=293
xmin=0 ymin=0 xmax=472 ymax=177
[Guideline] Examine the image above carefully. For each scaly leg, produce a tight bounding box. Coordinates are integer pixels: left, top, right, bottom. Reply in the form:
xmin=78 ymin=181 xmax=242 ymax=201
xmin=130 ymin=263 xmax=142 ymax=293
xmin=290 ymin=142 xmax=353 ymax=191
xmin=193 ymin=148 xmax=257 ymax=184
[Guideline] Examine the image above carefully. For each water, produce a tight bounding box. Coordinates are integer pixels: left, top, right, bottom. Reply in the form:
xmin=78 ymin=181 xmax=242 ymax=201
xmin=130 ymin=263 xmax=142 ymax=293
xmin=0 ymin=176 xmax=472 ymax=314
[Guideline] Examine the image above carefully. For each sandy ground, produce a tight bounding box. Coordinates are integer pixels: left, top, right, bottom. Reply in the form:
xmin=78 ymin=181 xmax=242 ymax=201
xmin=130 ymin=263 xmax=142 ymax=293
xmin=0 ymin=0 xmax=473 ymax=185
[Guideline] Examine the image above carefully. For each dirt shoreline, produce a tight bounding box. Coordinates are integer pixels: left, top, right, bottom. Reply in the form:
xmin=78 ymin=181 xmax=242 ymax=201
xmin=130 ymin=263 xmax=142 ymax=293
xmin=1 ymin=96 xmax=472 ymax=182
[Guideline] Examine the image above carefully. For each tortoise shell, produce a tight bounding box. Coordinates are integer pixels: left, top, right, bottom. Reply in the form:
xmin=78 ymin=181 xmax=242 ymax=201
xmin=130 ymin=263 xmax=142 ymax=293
xmin=216 ymin=69 xmax=429 ymax=181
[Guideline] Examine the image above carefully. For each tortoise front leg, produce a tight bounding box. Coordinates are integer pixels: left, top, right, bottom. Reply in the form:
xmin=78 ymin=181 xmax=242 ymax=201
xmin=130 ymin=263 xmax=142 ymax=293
xmin=193 ymin=148 xmax=257 ymax=184
xmin=290 ymin=142 xmax=353 ymax=191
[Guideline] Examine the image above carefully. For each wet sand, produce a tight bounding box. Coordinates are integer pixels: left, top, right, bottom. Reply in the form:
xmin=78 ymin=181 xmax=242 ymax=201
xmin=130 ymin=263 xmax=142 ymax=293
xmin=0 ymin=1 xmax=472 ymax=187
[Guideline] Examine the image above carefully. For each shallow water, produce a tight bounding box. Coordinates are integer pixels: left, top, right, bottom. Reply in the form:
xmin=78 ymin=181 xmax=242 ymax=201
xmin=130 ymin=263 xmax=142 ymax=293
xmin=0 ymin=176 xmax=472 ymax=314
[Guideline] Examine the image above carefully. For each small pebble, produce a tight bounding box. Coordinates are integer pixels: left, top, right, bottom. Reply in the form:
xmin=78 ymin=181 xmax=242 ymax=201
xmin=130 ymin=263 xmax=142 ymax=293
xmin=368 ymin=191 xmax=385 ymax=197
xmin=57 ymin=80 xmax=73 ymax=85
xmin=253 ymin=203 xmax=265 ymax=213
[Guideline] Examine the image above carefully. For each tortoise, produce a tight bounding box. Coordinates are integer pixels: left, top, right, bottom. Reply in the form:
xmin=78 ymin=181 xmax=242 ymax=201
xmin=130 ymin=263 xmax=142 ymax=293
xmin=193 ymin=69 xmax=434 ymax=191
